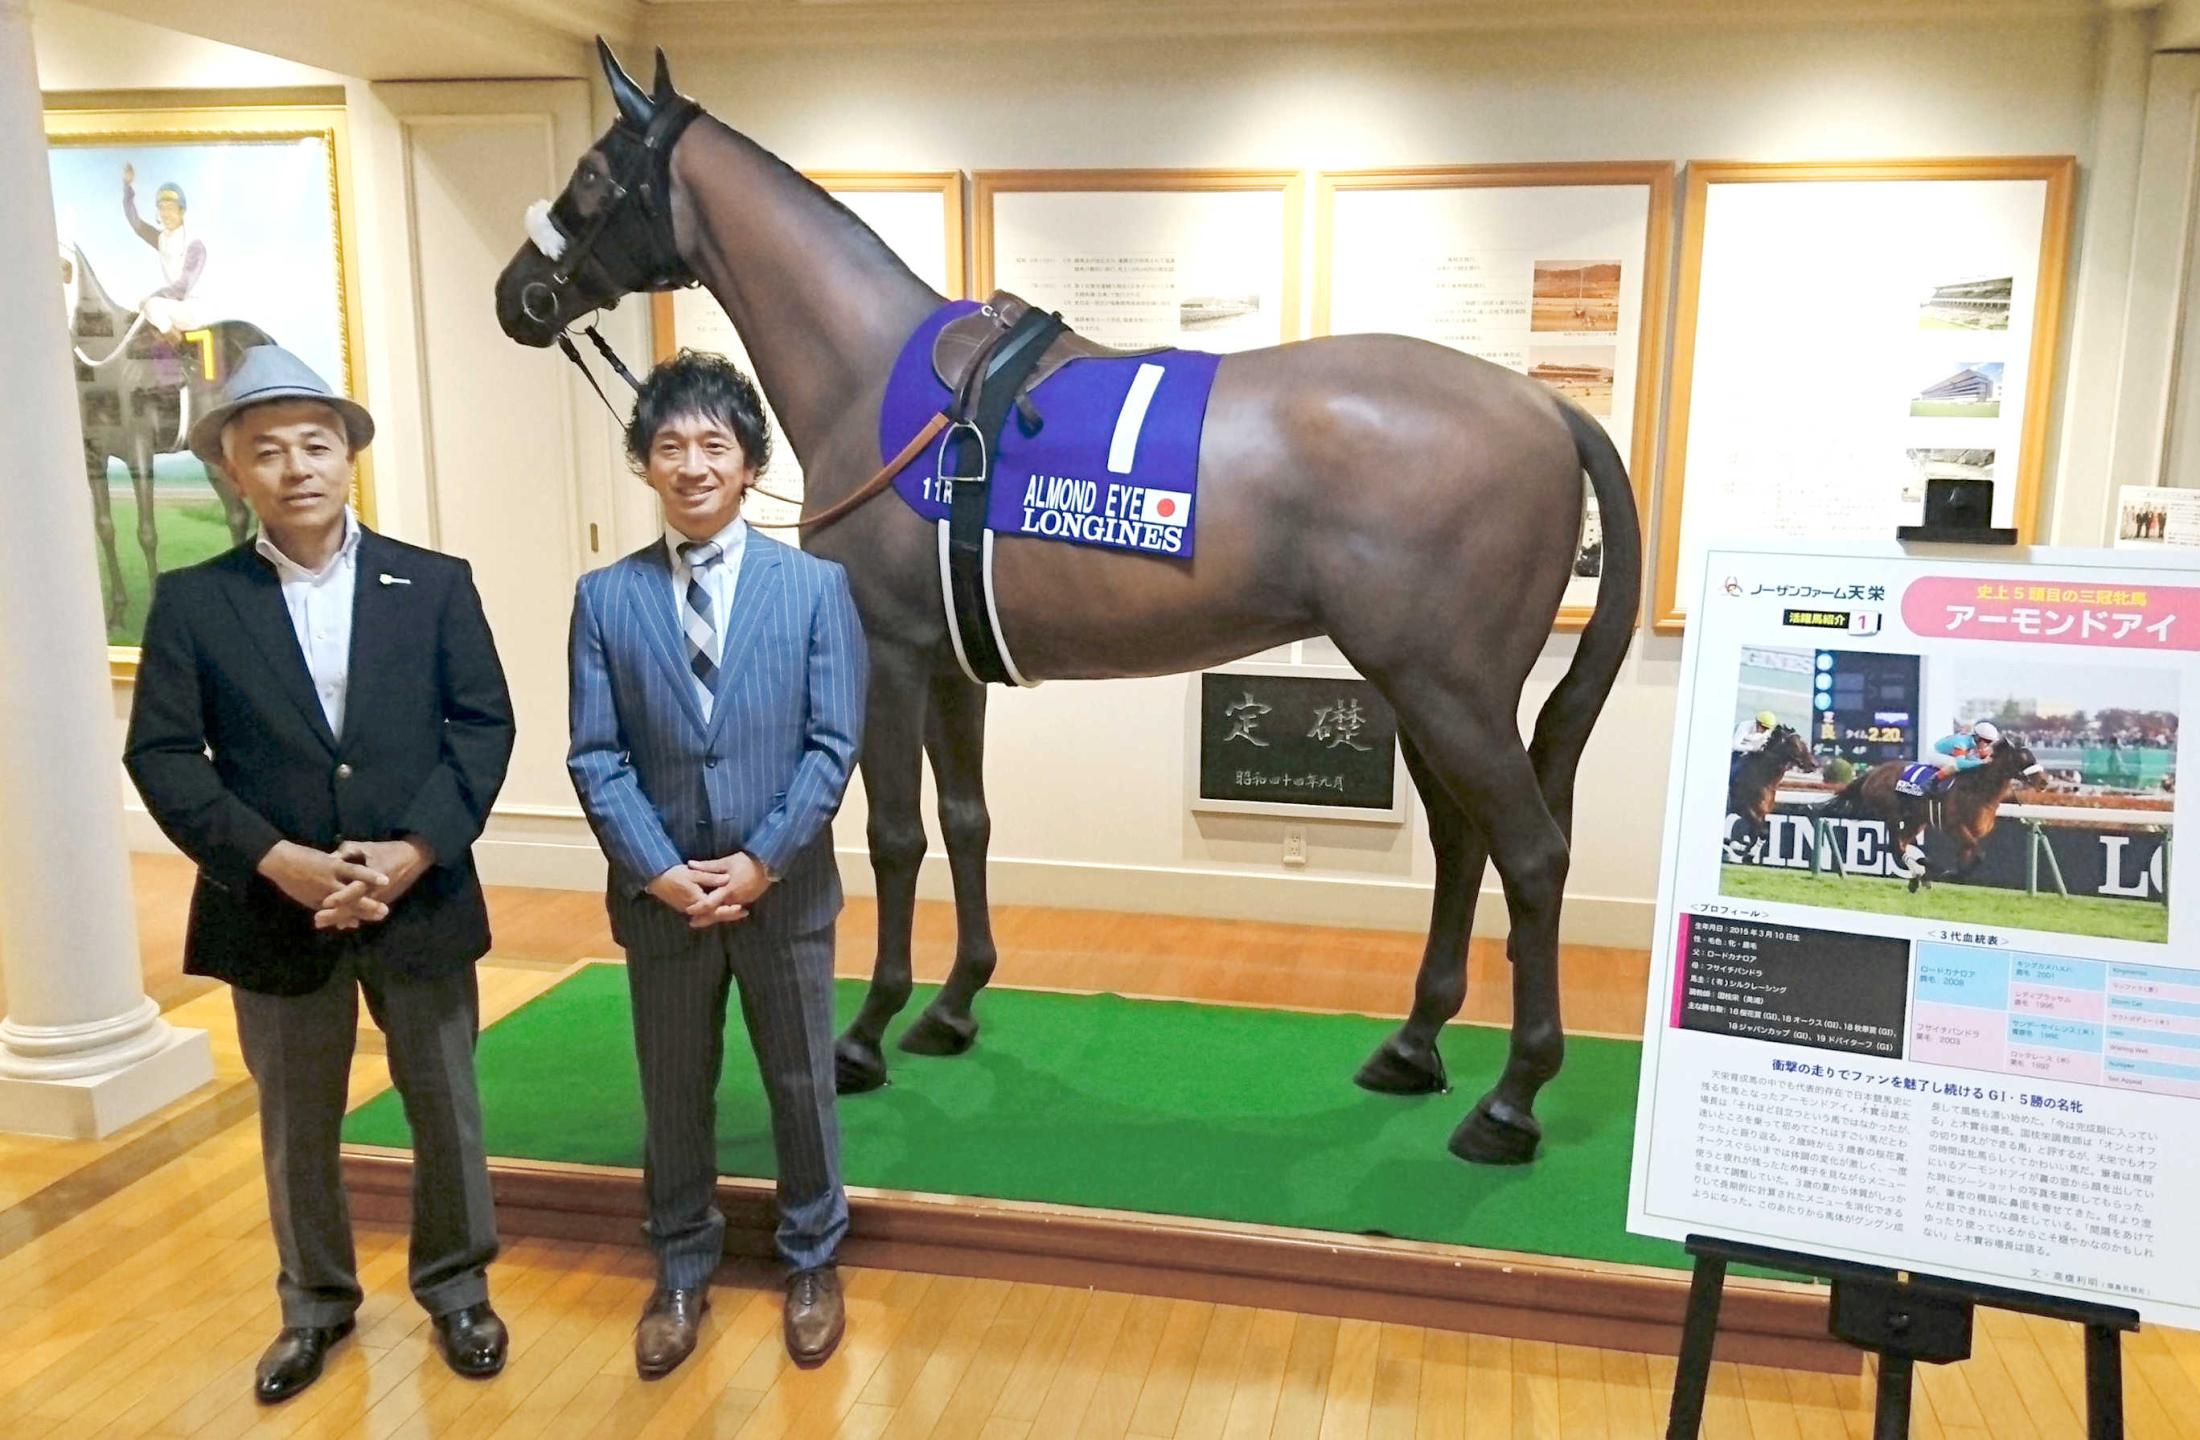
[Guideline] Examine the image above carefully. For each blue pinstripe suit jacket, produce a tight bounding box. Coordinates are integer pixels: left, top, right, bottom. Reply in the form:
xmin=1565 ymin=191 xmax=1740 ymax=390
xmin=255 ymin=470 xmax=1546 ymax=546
xmin=567 ymin=527 xmax=868 ymax=950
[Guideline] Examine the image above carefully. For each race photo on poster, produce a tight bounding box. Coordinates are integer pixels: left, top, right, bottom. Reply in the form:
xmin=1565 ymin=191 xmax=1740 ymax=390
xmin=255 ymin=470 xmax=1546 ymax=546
xmin=1632 ymin=545 xmax=2199 ymax=1329
xmin=50 ymin=122 xmax=353 ymax=649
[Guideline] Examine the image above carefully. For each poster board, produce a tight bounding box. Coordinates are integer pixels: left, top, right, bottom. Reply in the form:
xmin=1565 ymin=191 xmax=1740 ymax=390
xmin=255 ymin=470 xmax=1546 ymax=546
xmin=1316 ymin=163 xmax=1673 ymax=631
xmin=975 ymin=168 xmax=1300 ymax=351
xmin=651 ymin=170 xmax=966 ymax=532
xmin=1656 ymin=158 xmax=2076 ymax=631
xmin=1630 ymin=542 xmax=2197 ymax=1328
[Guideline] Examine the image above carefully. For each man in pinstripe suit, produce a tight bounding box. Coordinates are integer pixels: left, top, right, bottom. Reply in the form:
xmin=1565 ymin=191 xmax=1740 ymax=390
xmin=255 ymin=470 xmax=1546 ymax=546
xmin=567 ymin=351 xmax=867 ymax=1374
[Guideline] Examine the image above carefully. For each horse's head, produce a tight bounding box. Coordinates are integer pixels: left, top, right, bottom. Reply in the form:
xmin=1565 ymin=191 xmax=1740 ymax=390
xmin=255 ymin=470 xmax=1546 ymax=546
xmin=1771 ymin=725 xmax=1820 ymax=774
xmin=2001 ymin=738 xmax=2049 ymax=790
xmin=493 ymin=39 xmax=703 ymax=348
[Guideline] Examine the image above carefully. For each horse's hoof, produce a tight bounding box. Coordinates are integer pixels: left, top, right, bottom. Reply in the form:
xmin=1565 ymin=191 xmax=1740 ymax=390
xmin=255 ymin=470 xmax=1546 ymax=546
xmin=1354 ymin=1033 xmax=1450 ymax=1095
xmin=898 ymin=1003 xmax=978 ymax=1056
xmin=834 ymin=1033 xmax=889 ymax=1094
xmin=1448 ymin=1094 xmax=1541 ymax=1166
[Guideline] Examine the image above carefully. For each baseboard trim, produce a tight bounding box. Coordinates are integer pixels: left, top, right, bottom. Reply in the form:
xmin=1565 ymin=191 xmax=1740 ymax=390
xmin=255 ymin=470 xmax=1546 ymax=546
xmin=122 ymin=805 xmax=1655 ymax=947
xmin=342 ymin=1147 xmax=1849 ymax=1372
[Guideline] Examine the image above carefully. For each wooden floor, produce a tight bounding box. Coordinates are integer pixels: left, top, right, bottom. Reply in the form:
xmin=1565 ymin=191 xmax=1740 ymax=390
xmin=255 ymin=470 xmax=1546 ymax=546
xmin=2 ymin=854 xmax=2197 ymax=1438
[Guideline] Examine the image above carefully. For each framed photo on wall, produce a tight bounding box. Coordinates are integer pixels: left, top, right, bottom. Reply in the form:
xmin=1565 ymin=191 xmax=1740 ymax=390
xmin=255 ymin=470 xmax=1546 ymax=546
xmin=46 ymin=99 xmax=369 ymax=677
xmin=1189 ymin=665 xmax=1406 ymax=822
xmin=1315 ymin=162 xmax=1676 ymax=632
xmin=975 ymin=168 xmax=1301 ymax=352
xmin=1655 ymin=156 xmax=2077 ymax=630
xmin=651 ymin=170 xmax=967 ymax=533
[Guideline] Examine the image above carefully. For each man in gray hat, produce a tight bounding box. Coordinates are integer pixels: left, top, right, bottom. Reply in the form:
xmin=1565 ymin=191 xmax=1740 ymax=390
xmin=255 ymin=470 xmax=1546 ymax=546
xmin=125 ymin=345 xmax=517 ymax=1404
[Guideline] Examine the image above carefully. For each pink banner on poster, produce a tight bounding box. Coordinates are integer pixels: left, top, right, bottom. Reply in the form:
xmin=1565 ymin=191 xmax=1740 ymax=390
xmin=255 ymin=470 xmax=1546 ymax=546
xmin=1902 ymin=577 xmax=2200 ymax=651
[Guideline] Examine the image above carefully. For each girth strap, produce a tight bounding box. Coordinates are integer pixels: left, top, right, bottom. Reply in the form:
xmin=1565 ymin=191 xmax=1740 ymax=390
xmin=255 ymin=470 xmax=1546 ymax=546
xmin=941 ymin=305 xmax=1065 ymax=686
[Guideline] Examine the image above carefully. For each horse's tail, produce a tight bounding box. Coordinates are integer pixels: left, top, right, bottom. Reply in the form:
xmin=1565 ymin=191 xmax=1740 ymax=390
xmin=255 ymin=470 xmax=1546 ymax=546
xmin=1526 ymin=398 xmax=1642 ymax=840
xmin=1819 ymin=776 xmax=1867 ymax=819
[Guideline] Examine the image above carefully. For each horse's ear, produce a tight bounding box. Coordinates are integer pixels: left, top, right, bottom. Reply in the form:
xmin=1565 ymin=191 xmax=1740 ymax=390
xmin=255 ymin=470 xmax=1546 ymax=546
xmin=597 ymin=36 xmax=655 ymax=128
xmin=651 ymin=47 xmax=676 ymax=101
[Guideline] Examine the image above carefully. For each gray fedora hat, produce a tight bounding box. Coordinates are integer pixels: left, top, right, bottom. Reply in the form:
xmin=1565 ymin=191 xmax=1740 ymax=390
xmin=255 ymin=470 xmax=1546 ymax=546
xmin=186 ymin=345 xmax=375 ymax=466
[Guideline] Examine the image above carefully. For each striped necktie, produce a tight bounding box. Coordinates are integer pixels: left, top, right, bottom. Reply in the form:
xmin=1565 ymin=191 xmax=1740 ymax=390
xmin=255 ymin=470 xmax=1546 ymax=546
xmin=678 ymin=539 xmax=723 ymax=717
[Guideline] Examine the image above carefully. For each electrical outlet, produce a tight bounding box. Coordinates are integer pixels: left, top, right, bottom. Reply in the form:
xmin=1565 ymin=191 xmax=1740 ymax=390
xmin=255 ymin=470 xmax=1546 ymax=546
xmin=1282 ymin=825 xmax=1308 ymax=867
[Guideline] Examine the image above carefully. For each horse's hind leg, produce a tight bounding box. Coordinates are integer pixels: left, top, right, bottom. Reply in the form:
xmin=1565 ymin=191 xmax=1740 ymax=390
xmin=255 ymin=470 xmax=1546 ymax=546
xmin=900 ymin=669 xmax=998 ymax=1057
xmin=1356 ymin=730 xmax=1488 ymax=1095
xmin=835 ymin=639 xmax=931 ymax=1093
xmin=1374 ymin=669 xmax=1573 ymax=1165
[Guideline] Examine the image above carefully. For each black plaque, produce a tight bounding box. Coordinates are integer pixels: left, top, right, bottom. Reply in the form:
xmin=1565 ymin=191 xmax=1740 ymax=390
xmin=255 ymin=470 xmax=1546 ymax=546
xmin=1677 ymin=915 xmax=1909 ymax=1057
xmin=1196 ymin=671 xmax=1400 ymax=815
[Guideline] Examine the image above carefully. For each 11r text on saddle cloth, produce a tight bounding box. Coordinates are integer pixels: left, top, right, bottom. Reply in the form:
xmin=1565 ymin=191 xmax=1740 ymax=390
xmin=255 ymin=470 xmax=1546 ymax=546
xmin=879 ymin=300 xmax=1219 ymax=558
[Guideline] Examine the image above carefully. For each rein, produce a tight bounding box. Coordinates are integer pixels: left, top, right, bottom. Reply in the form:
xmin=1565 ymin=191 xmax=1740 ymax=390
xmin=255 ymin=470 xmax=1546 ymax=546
xmin=531 ymin=82 xmax=932 ymax=538
xmin=554 ymin=323 xmax=944 ymax=538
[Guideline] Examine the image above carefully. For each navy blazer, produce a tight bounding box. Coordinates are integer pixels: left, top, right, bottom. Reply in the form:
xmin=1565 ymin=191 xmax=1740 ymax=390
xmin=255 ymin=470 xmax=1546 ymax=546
xmin=566 ymin=527 xmax=867 ymax=950
xmin=123 ymin=531 xmax=515 ymax=996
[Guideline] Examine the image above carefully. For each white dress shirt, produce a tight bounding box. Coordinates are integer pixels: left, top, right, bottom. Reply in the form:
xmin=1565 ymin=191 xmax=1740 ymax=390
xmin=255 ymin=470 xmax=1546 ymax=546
xmin=666 ymin=514 xmax=747 ymax=663
xmin=257 ymin=508 xmax=360 ymax=735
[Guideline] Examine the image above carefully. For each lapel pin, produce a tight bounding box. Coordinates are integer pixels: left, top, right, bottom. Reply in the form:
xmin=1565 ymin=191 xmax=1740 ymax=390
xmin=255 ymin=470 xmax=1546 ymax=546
xmin=379 ymin=573 xmax=411 ymax=586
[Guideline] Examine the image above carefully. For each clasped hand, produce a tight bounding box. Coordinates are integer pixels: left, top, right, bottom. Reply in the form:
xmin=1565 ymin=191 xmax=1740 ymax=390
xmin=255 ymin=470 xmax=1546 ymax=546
xmin=647 ymin=852 xmax=773 ymax=930
xmin=257 ymin=837 xmax=435 ymax=931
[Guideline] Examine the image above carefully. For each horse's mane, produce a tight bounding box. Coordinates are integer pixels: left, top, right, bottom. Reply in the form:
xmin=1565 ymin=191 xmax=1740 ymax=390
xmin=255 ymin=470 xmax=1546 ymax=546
xmin=718 ymin=123 xmax=930 ymax=293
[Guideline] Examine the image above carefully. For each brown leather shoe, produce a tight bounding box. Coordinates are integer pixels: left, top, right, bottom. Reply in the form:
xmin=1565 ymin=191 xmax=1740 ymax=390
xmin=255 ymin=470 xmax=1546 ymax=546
xmin=784 ymin=1267 xmax=844 ymax=1367
xmin=635 ymin=1285 xmax=709 ymax=1379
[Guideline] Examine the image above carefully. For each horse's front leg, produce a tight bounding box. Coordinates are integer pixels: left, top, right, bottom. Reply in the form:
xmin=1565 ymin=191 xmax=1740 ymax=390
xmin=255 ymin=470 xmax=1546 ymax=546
xmin=85 ymin=444 xmax=124 ymax=629
xmin=900 ymin=668 xmax=998 ymax=1056
xmin=835 ymin=639 xmax=931 ymax=1093
xmin=130 ymin=438 xmax=159 ymax=582
xmin=1898 ymin=822 xmax=1933 ymax=891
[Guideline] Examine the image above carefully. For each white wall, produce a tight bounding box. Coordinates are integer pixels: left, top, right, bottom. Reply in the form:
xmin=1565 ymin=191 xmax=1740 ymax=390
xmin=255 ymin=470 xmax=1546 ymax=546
xmin=31 ymin=0 xmax=342 ymax=90
xmin=45 ymin=4 xmax=2188 ymax=949
xmin=619 ymin=12 xmax=2132 ymax=945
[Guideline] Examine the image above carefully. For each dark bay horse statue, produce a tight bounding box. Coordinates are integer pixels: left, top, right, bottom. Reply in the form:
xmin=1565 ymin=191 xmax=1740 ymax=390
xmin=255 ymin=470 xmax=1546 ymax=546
xmin=1822 ymin=742 xmax=2048 ymax=891
xmin=1723 ymin=726 xmax=1818 ymax=863
xmin=493 ymin=43 xmax=1641 ymax=1164
xmin=65 ymin=243 xmax=261 ymax=628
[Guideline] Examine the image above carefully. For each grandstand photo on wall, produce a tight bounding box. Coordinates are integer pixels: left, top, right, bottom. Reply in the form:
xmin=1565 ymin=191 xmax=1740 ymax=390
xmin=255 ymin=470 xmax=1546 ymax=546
xmin=1719 ymin=648 xmax=2178 ymax=944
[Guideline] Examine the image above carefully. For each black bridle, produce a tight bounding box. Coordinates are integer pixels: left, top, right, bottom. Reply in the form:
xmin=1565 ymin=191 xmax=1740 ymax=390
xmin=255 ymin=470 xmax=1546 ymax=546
xmin=519 ymin=96 xmax=703 ymax=419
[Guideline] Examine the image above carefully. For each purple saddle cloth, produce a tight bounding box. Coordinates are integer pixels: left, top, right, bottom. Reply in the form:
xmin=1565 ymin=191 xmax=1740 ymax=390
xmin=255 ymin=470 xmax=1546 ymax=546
xmin=878 ymin=300 xmax=1219 ymax=559
xmin=1895 ymin=763 xmax=1946 ymax=797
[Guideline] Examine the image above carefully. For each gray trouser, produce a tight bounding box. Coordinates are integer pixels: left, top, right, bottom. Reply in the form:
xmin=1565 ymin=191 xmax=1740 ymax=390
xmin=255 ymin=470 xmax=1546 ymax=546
xmin=626 ymin=923 xmax=846 ymax=1287
xmin=232 ymin=953 xmax=498 ymax=1327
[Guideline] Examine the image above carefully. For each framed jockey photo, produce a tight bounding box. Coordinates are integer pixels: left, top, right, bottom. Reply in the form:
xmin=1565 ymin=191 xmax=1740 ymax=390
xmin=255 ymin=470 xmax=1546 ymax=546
xmin=44 ymin=97 xmax=370 ymax=673
xmin=652 ymin=171 xmax=967 ymax=536
xmin=1315 ymin=163 xmax=1676 ymax=633
xmin=1655 ymin=157 xmax=2076 ymax=631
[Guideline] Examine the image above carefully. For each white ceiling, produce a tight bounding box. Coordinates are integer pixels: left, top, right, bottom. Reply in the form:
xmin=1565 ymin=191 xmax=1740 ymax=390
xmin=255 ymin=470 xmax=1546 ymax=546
xmin=49 ymin=0 xmax=2134 ymax=84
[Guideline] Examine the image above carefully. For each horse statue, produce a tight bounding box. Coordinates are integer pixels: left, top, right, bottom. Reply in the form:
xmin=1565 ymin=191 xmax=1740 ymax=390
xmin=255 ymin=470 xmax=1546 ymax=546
xmin=64 ymin=242 xmax=262 ymax=628
xmin=1723 ymin=725 xmax=1818 ymax=863
xmin=492 ymin=42 xmax=1642 ymax=1165
xmin=1820 ymin=741 xmax=2048 ymax=891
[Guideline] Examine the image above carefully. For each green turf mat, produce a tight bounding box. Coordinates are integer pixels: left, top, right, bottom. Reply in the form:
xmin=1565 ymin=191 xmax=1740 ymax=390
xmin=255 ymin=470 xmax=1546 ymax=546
xmin=344 ymin=965 xmax=1691 ymax=1271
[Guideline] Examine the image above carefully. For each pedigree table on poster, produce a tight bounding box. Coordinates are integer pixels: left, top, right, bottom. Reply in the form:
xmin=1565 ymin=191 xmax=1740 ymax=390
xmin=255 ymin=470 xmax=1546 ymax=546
xmin=1630 ymin=544 xmax=2197 ymax=1337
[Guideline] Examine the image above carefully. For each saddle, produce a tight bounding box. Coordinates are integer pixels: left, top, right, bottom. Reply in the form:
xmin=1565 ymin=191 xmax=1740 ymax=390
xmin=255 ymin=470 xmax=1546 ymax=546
xmin=931 ymin=292 xmax=1165 ymax=428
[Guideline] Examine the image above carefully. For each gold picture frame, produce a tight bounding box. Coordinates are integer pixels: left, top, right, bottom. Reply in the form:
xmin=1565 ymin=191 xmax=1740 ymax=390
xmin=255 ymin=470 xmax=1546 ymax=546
xmin=650 ymin=169 xmax=968 ymax=361
xmin=45 ymin=95 xmax=371 ymax=681
xmin=974 ymin=167 xmax=1304 ymax=346
xmin=1655 ymin=156 xmax=2077 ymax=632
xmin=1314 ymin=162 xmax=1677 ymax=634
